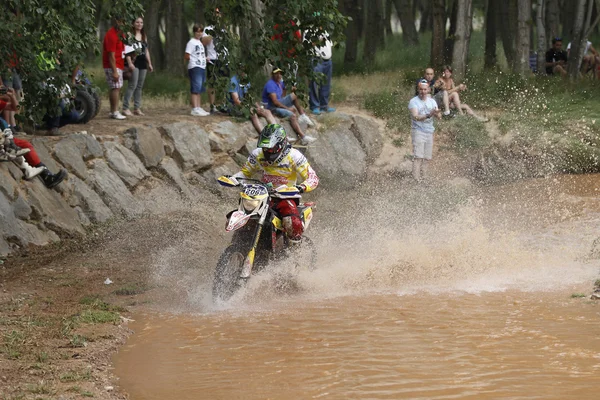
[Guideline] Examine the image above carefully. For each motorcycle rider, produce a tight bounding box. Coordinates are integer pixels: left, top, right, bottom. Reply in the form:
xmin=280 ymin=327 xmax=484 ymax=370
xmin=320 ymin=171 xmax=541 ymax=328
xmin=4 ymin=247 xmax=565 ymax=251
xmin=232 ymin=124 xmax=319 ymax=242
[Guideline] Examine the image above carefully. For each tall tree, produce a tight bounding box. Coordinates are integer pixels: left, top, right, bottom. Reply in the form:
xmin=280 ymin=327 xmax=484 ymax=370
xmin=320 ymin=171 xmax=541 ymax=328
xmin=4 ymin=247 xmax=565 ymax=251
xmin=431 ymin=0 xmax=446 ymax=67
xmin=342 ymin=0 xmax=361 ymax=63
xmin=568 ymin=0 xmax=590 ymax=78
xmin=444 ymin=0 xmax=458 ymax=64
xmin=385 ymin=0 xmax=394 ymax=36
xmin=545 ymin=0 xmax=560 ymax=42
xmin=363 ymin=0 xmax=385 ymax=64
xmin=484 ymin=0 xmax=498 ymax=69
xmin=514 ymin=0 xmax=532 ymax=75
xmin=419 ymin=0 xmax=432 ymax=32
xmin=393 ymin=0 xmax=420 ymax=45
xmin=499 ymin=0 xmax=517 ymax=68
xmin=165 ymin=0 xmax=185 ymax=75
xmin=536 ymin=0 xmax=547 ymax=73
xmin=145 ymin=0 xmax=164 ymax=71
xmin=452 ymin=0 xmax=473 ymax=78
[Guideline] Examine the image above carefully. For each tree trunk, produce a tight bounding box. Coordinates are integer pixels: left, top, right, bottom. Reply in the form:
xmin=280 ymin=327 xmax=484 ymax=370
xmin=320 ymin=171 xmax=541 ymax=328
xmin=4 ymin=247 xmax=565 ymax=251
xmin=394 ymin=0 xmax=420 ymax=45
xmin=451 ymin=0 xmax=473 ymax=78
xmin=514 ymin=0 xmax=532 ymax=75
xmin=545 ymin=0 xmax=560 ymax=42
xmin=485 ymin=0 xmax=498 ymax=69
xmin=536 ymin=0 xmax=547 ymax=73
xmin=562 ymin=0 xmax=577 ymax=38
xmin=145 ymin=0 xmax=164 ymax=71
xmin=364 ymin=0 xmax=385 ymax=63
xmin=165 ymin=0 xmax=185 ymax=76
xmin=420 ymin=0 xmax=432 ymax=32
xmin=430 ymin=0 xmax=446 ymax=67
xmin=444 ymin=0 xmax=458 ymax=64
xmin=499 ymin=0 xmax=517 ymax=69
xmin=385 ymin=0 xmax=394 ymax=36
xmin=568 ymin=0 xmax=591 ymax=78
xmin=343 ymin=0 xmax=360 ymax=63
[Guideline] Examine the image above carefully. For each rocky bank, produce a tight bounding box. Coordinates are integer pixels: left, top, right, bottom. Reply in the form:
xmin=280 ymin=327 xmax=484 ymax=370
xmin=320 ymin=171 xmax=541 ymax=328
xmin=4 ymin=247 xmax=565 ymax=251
xmin=0 ymin=113 xmax=384 ymax=256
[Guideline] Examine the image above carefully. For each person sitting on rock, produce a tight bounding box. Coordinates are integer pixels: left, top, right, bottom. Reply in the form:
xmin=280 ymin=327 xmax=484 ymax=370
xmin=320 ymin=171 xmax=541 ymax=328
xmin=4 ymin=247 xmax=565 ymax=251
xmin=417 ymin=67 xmax=451 ymax=117
xmin=545 ymin=37 xmax=568 ymax=76
xmin=0 ymin=129 xmax=67 ymax=188
xmin=261 ymin=67 xmax=317 ymax=145
xmin=438 ymin=65 xmax=488 ymax=122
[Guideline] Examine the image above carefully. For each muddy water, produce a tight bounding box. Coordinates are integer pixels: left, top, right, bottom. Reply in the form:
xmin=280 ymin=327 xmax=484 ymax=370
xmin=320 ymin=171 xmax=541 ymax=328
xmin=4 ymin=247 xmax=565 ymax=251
xmin=114 ymin=174 xmax=600 ymax=399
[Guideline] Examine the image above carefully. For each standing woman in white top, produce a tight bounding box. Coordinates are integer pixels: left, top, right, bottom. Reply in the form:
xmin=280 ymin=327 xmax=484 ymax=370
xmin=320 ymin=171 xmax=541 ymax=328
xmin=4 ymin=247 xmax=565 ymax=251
xmin=184 ymin=25 xmax=212 ymax=116
xmin=122 ymin=17 xmax=154 ymax=116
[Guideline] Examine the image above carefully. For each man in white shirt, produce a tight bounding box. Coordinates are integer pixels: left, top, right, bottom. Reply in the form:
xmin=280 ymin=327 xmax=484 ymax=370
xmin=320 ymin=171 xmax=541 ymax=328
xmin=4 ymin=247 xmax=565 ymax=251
xmin=408 ymin=80 xmax=441 ymax=181
xmin=308 ymin=32 xmax=335 ymax=115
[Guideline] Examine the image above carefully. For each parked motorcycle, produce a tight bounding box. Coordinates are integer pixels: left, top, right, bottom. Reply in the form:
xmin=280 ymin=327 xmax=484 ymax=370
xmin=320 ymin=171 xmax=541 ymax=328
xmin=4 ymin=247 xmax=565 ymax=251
xmin=213 ymin=176 xmax=317 ymax=301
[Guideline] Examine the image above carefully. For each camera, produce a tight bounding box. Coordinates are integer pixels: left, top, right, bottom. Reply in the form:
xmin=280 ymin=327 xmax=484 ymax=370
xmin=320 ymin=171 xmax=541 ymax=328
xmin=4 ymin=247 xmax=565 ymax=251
xmin=0 ymin=87 xmax=7 ymax=95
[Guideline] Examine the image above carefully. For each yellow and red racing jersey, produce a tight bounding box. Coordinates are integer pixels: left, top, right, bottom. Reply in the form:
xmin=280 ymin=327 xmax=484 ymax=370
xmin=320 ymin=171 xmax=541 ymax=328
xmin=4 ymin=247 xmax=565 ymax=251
xmin=234 ymin=146 xmax=319 ymax=191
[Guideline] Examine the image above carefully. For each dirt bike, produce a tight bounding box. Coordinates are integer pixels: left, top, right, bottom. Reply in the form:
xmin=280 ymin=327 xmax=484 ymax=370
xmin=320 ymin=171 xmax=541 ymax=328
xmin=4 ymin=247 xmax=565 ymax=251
xmin=72 ymin=69 xmax=102 ymax=123
xmin=213 ymin=176 xmax=317 ymax=301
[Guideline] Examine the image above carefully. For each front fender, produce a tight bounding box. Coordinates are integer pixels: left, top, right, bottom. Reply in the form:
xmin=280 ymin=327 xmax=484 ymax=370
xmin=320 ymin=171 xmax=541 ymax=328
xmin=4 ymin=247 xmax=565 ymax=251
xmin=226 ymin=210 xmax=252 ymax=232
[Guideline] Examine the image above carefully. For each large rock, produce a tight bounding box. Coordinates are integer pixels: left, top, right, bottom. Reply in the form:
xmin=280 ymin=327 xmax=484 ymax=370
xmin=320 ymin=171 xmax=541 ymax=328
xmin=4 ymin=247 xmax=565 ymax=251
xmin=53 ymin=134 xmax=103 ymax=180
xmin=25 ymin=179 xmax=85 ymax=236
xmin=123 ymin=126 xmax=166 ymax=168
xmin=157 ymin=157 xmax=194 ymax=199
xmin=0 ymin=191 xmax=57 ymax=254
xmin=70 ymin=176 xmax=114 ymax=223
xmin=30 ymin=138 xmax=63 ymax=173
xmin=162 ymin=122 xmax=213 ymax=172
xmin=207 ymin=120 xmax=248 ymax=153
xmin=104 ymin=141 xmax=151 ymax=188
xmin=305 ymin=118 xmax=367 ymax=190
xmin=88 ymin=160 xmax=139 ymax=218
xmin=351 ymin=115 xmax=384 ymax=161
xmin=0 ymin=167 xmax=18 ymax=200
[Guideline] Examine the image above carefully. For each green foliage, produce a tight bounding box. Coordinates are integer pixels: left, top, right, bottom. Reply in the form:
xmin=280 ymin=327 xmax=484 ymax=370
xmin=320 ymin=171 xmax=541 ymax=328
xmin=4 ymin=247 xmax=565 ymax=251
xmin=0 ymin=0 xmax=143 ymax=124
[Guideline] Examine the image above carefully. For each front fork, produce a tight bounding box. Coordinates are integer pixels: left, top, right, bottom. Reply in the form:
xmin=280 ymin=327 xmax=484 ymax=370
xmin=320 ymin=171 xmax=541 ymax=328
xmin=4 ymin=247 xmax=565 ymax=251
xmin=239 ymin=212 xmax=268 ymax=279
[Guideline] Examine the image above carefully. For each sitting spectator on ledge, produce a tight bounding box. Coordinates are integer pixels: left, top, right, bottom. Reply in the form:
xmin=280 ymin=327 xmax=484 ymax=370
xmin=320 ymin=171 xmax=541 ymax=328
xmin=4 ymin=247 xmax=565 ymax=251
xmin=567 ymin=39 xmax=600 ymax=77
xmin=227 ymin=70 xmax=277 ymax=134
xmin=438 ymin=66 xmax=488 ymax=122
xmin=0 ymin=129 xmax=67 ymax=188
xmin=261 ymin=67 xmax=316 ymax=145
xmin=545 ymin=37 xmax=568 ymax=76
xmin=0 ymin=86 xmax=20 ymax=133
xmin=417 ymin=67 xmax=451 ymax=117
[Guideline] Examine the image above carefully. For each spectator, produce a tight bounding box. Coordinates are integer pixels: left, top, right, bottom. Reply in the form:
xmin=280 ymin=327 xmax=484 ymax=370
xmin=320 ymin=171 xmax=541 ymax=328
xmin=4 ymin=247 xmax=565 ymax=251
xmin=185 ymin=24 xmax=211 ymax=117
xmin=122 ymin=17 xmax=153 ymax=116
xmin=103 ymin=15 xmax=127 ymax=120
xmin=567 ymin=39 xmax=599 ymax=77
xmin=439 ymin=66 xmax=488 ymax=122
xmin=408 ymin=80 xmax=441 ymax=181
xmin=417 ymin=68 xmax=451 ymax=117
xmin=0 ymin=86 xmax=20 ymax=133
xmin=202 ymin=8 xmax=228 ymax=114
xmin=261 ymin=68 xmax=316 ymax=145
xmin=226 ymin=70 xmax=278 ymax=134
xmin=0 ymin=130 xmax=67 ymax=187
xmin=545 ymin=37 xmax=568 ymax=76
xmin=308 ymin=31 xmax=335 ymax=115
xmin=0 ymin=68 xmax=22 ymax=131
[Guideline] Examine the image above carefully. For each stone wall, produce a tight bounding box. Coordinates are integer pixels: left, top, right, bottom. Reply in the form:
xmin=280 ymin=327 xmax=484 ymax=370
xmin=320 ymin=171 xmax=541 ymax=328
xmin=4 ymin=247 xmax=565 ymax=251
xmin=0 ymin=113 xmax=383 ymax=255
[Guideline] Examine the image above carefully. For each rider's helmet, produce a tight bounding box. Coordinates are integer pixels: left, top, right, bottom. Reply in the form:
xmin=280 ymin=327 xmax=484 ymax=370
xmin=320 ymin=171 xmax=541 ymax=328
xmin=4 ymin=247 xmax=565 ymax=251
xmin=258 ymin=124 xmax=288 ymax=162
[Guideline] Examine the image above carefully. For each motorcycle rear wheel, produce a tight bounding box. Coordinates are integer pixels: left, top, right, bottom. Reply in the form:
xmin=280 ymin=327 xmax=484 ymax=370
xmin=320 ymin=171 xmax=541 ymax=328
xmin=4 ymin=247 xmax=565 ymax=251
xmin=212 ymin=244 xmax=247 ymax=302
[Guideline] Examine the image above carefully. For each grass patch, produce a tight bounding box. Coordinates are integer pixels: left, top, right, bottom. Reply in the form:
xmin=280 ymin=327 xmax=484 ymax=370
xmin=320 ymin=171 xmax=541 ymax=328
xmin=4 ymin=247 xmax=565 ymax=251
xmin=445 ymin=116 xmax=489 ymax=151
xmin=114 ymin=283 xmax=148 ymax=296
xmin=571 ymin=293 xmax=587 ymax=298
xmin=26 ymin=381 xmax=55 ymax=395
xmin=77 ymin=309 xmax=120 ymax=324
xmin=2 ymin=330 xmax=26 ymax=360
xmin=60 ymin=369 xmax=92 ymax=383
xmin=79 ymin=295 xmax=127 ymax=312
xmin=69 ymin=334 xmax=88 ymax=348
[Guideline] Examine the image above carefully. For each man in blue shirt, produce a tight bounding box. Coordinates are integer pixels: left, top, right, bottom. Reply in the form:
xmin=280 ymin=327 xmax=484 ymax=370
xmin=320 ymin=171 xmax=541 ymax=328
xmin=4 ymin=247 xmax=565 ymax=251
xmin=261 ymin=68 xmax=316 ymax=145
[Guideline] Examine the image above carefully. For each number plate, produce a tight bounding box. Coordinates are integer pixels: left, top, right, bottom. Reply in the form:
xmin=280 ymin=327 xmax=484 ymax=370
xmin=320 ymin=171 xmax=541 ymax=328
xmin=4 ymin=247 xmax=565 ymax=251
xmin=243 ymin=184 xmax=268 ymax=198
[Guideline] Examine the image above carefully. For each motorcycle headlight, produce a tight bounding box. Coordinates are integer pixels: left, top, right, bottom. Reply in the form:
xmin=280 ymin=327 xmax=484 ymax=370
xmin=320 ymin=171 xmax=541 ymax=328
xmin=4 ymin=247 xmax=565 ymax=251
xmin=242 ymin=198 xmax=261 ymax=211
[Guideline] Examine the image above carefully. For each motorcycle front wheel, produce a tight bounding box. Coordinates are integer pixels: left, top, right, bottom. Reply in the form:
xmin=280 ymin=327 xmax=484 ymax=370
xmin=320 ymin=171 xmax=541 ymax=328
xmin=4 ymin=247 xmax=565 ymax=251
xmin=212 ymin=244 xmax=247 ymax=302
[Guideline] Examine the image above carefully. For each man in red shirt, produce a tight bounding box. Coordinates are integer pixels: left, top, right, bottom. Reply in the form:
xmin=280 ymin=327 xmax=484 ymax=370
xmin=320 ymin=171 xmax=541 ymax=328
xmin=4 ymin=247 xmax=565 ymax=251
xmin=103 ymin=16 xmax=127 ymax=120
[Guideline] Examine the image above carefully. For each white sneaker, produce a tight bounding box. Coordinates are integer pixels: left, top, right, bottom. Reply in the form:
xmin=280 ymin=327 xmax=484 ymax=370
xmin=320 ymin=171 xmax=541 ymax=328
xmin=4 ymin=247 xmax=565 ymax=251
xmin=301 ymin=135 xmax=317 ymax=145
xmin=197 ymin=107 xmax=210 ymax=116
xmin=110 ymin=111 xmax=126 ymax=120
xmin=191 ymin=108 xmax=202 ymax=116
xmin=299 ymin=114 xmax=315 ymax=127
xmin=287 ymin=137 xmax=298 ymax=144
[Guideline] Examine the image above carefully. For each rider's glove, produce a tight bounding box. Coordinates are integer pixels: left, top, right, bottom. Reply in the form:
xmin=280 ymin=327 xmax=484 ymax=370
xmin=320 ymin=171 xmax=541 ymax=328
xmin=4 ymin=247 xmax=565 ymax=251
xmin=295 ymin=184 xmax=306 ymax=194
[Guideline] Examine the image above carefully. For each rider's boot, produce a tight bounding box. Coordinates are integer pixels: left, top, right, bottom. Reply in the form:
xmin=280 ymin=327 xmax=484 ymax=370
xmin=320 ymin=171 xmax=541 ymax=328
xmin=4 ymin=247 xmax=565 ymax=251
xmin=14 ymin=156 xmax=45 ymax=180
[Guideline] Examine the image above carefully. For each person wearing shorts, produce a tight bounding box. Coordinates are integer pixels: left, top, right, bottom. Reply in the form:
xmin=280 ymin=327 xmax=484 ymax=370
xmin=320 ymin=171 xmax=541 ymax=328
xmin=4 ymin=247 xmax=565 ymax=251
xmin=185 ymin=24 xmax=211 ymax=117
xmin=408 ymin=80 xmax=441 ymax=181
xmin=102 ymin=15 xmax=127 ymax=120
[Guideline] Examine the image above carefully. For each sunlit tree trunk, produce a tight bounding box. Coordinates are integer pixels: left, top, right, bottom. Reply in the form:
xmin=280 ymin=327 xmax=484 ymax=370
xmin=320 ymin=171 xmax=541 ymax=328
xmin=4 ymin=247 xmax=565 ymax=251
xmin=394 ymin=0 xmax=420 ymax=45
xmin=444 ymin=0 xmax=458 ymax=64
xmin=484 ymin=0 xmax=498 ymax=69
xmin=452 ymin=0 xmax=473 ymax=79
xmin=145 ymin=0 xmax=164 ymax=71
xmin=536 ymin=0 xmax=547 ymax=74
xmin=568 ymin=0 xmax=587 ymax=78
xmin=430 ymin=0 xmax=446 ymax=67
xmin=165 ymin=0 xmax=185 ymax=75
xmin=514 ymin=0 xmax=532 ymax=75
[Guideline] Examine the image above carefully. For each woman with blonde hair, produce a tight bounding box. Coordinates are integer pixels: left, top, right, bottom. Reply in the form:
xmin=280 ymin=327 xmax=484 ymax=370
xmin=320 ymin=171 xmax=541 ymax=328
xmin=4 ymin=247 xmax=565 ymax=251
xmin=439 ymin=65 xmax=488 ymax=122
xmin=122 ymin=17 xmax=153 ymax=116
